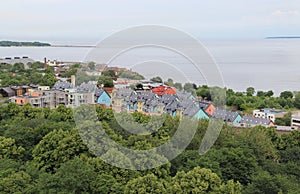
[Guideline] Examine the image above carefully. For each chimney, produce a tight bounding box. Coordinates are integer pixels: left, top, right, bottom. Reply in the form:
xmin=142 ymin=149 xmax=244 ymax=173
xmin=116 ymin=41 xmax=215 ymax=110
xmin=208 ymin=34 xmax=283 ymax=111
xmin=44 ymin=57 xmax=47 ymax=69
xmin=71 ymin=75 xmax=76 ymax=87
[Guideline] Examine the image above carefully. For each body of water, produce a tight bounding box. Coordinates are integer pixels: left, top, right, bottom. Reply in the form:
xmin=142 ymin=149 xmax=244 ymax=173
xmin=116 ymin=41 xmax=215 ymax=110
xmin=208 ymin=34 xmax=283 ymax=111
xmin=0 ymin=38 xmax=299 ymax=95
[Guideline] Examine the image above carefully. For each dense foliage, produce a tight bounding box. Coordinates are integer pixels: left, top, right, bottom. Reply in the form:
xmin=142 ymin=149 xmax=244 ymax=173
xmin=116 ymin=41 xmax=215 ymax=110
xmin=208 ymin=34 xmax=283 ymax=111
xmin=0 ymin=62 xmax=57 ymax=87
xmin=0 ymin=103 xmax=299 ymax=193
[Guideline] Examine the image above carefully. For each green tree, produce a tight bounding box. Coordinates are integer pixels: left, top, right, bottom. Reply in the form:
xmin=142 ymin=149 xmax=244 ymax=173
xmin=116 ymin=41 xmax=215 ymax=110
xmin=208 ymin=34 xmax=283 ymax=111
xmin=150 ymin=76 xmax=163 ymax=83
xmin=170 ymin=167 xmax=222 ymax=193
xmin=246 ymin=87 xmax=255 ymax=96
xmin=294 ymin=92 xmax=300 ymax=109
xmin=280 ymin=91 xmax=294 ymax=99
xmin=0 ymin=136 xmax=25 ymax=160
xmin=125 ymin=173 xmax=168 ymax=194
xmin=32 ymin=128 xmax=88 ymax=172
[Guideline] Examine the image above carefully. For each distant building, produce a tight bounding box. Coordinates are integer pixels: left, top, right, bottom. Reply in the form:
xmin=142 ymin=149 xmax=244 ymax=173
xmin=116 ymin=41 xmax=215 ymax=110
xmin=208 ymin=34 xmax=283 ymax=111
xmin=291 ymin=114 xmax=300 ymax=130
xmin=253 ymin=108 xmax=287 ymax=123
xmin=0 ymin=56 xmax=35 ymax=69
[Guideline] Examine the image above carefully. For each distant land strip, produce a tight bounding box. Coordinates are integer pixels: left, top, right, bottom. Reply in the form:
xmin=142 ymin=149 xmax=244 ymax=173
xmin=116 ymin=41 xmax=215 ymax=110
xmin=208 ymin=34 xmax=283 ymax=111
xmin=0 ymin=41 xmax=51 ymax=47
xmin=51 ymin=45 xmax=96 ymax=48
xmin=266 ymin=36 xmax=300 ymax=39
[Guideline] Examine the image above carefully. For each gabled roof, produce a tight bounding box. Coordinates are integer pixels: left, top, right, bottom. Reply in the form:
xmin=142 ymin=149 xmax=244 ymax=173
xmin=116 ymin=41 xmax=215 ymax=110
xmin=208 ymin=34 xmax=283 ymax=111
xmin=115 ymin=88 xmax=134 ymax=99
xmin=160 ymin=94 xmax=177 ymax=105
xmin=1 ymin=87 xmax=15 ymax=96
xmin=53 ymin=81 xmax=73 ymax=90
xmin=179 ymin=98 xmax=194 ymax=110
xmin=240 ymin=116 xmax=272 ymax=126
xmin=213 ymin=109 xmax=240 ymax=122
xmin=129 ymin=93 xmax=138 ymax=103
xmin=137 ymin=91 xmax=156 ymax=102
xmin=77 ymin=83 xmax=96 ymax=93
xmin=175 ymin=91 xmax=194 ymax=101
xmin=151 ymin=85 xmax=177 ymax=96
xmin=95 ymin=88 xmax=107 ymax=97
xmin=197 ymin=101 xmax=212 ymax=110
xmin=164 ymin=100 xmax=180 ymax=113
xmin=182 ymin=102 xmax=201 ymax=117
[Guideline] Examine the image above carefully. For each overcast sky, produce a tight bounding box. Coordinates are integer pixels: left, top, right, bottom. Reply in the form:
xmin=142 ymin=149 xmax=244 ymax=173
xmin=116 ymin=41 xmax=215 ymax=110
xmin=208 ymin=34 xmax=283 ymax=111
xmin=1 ymin=0 xmax=300 ymax=43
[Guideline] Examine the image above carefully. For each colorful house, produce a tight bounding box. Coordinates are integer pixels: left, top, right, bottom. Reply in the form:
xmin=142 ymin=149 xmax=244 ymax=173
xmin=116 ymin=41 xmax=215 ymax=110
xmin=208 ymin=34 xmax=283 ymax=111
xmin=95 ymin=88 xmax=111 ymax=107
xmin=12 ymin=97 xmax=27 ymax=106
xmin=151 ymin=86 xmax=177 ymax=96
xmin=198 ymin=101 xmax=216 ymax=116
xmin=182 ymin=104 xmax=210 ymax=120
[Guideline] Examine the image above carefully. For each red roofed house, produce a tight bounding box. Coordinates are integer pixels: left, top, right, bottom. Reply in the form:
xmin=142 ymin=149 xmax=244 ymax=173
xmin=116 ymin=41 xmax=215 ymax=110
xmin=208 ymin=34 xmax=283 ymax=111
xmin=151 ymin=86 xmax=177 ymax=96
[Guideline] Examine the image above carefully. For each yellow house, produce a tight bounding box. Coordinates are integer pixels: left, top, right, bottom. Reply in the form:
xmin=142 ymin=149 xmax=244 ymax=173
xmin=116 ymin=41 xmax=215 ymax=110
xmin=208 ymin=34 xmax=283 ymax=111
xmin=137 ymin=101 xmax=144 ymax=112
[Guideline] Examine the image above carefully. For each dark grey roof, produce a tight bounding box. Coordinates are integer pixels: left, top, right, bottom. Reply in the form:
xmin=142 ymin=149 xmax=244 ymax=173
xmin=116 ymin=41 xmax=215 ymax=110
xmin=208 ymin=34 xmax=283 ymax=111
xmin=240 ymin=116 xmax=271 ymax=126
xmin=129 ymin=93 xmax=138 ymax=103
xmin=137 ymin=91 xmax=156 ymax=102
xmin=115 ymin=88 xmax=134 ymax=99
xmin=179 ymin=98 xmax=194 ymax=110
xmin=160 ymin=94 xmax=177 ymax=105
xmin=213 ymin=109 xmax=240 ymax=122
xmin=77 ymin=83 xmax=96 ymax=93
xmin=53 ymin=81 xmax=73 ymax=90
xmin=165 ymin=100 xmax=180 ymax=113
xmin=198 ymin=101 xmax=211 ymax=110
xmin=182 ymin=103 xmax=201 ymax=117
xmin=95 ymin=88 xmax=105 ymax=97
xmin=1 ymin=87 xmax=15 ymax=96
xmin=175 ymin=91 xmax=194 ymax=101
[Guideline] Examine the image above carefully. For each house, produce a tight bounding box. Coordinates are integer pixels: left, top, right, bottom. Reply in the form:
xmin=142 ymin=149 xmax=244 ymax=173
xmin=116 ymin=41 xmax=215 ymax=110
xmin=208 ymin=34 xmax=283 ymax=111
xmin=146 ymin=98 xmax=164 ymax=114
xmin=291 ymin=114 xmax=300 ymax=130
xmin=95 ymin=88 xmax=111 ymax=107
xmin=182 ymin=103 xmax=210 ymax=120
xmin=11 ymin=86 xmax=24 ymax=96
xmin=175 ymin=91 xmax=195 ymax=101
xmin=11 ymin=96 xmax=27 ymax=106
xmin=198 ymin=101 xmax=216 ymax=116
xmin=164 ymin=99 xmax=180 ymax=117
xmin=253 ymin=108 xmax=287 ymax=123
xmin=213 ymin=109 xmax=242 ymax=124
xmin=239 ymin=116 xmax=275 ymax=127
xmin=112 ymin=88 xmax=135 ymax=112
xmin=136 ymin=91 xmax=157 ymax=112
xmin=0 ymin=87 xmax=15 ymax=97
xmin=151 ymin=85 xmax=177 ymax=96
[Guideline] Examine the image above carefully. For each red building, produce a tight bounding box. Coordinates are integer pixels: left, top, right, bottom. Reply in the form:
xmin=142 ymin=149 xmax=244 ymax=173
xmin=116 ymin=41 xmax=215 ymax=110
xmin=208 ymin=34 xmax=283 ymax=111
xmin=151 ymin=86 xmax=177 ymax=96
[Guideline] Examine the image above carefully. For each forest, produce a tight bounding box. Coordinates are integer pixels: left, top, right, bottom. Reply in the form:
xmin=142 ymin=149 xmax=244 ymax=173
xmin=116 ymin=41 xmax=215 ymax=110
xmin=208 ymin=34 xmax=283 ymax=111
xmin=0 ymin=103 xmax=299 ymax=193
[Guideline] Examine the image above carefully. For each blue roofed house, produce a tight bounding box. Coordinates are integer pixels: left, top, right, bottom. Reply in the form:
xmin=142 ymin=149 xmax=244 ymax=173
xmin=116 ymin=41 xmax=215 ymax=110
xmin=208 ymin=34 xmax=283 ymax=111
xmin=95 ymin=88 xmax=111 ymax=107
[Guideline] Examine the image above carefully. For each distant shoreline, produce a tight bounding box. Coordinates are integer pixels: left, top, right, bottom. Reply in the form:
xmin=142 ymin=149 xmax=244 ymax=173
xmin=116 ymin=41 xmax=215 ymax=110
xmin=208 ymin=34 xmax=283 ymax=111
xmin=266 ymin=36 xmax=300 ymax=39
xmin=0 ymin=41 xmax=51 ymax=47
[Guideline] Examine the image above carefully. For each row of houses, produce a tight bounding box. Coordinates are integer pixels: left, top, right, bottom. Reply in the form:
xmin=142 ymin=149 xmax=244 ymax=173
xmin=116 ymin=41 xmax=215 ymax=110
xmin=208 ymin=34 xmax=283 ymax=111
xmin=10 ymin=81 xmax=111 ymax=109
xmin=6 ymin=80 xmax=279 ymax=128
xmin=111 ymin=88 xmax=276 ymax=128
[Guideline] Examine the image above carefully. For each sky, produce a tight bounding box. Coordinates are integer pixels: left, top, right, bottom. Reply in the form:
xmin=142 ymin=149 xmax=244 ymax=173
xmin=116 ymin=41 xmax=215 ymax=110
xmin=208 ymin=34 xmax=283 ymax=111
xmin=1 ymin=0 xmax=300 ymax=43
